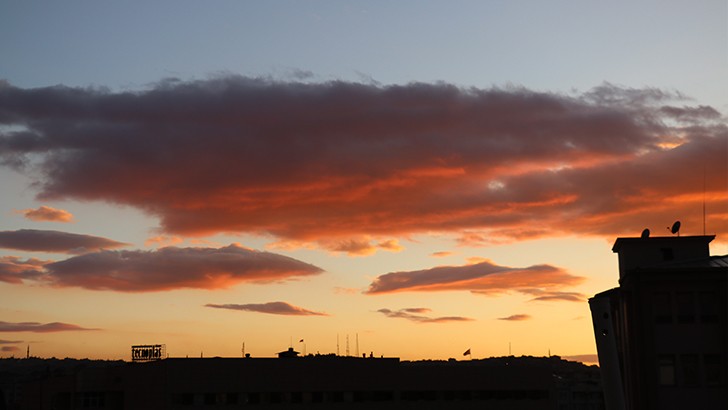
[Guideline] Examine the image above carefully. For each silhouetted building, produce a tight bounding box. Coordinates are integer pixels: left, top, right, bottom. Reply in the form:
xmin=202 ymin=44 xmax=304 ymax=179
xmin=2 ymin=355 xmax=602 ymax=409
xmin=277 ymin=347 xmax=300 ymax=358
xmin=590 ymin=234 xmax=728 ymax=410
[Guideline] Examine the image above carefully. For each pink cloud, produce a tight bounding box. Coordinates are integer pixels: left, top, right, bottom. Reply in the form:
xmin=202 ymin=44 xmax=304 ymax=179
xmin=0 ymin=78 xmax=725 ymax=244
xmin=366 ymin=260 xmax=584 ymax=295
xmin=0 ymin=229 xmax=129 ymax=254
xmin=0 ymin=321 xmax=99 ymax=332
xmin=1 ymin=346 xmax=20 ymax=352
xmin=377 ymin=308 xmax=473 ymax=323
xmin=18 ymin=206 xmax=74 ymax=222
xmin=40 ymin=245 xmax=323 ymax=292
xmin=205 ymin=301 xmax=328 ymax=316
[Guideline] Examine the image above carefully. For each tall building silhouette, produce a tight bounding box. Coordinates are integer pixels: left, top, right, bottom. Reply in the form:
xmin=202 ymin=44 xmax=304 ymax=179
xmin=590 ymin=234 xmax=727 ymax=409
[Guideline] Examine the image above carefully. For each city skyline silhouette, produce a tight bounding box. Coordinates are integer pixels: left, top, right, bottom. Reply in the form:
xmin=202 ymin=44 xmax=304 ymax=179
xmin=1 ymin=1 xmax=727 ymax=367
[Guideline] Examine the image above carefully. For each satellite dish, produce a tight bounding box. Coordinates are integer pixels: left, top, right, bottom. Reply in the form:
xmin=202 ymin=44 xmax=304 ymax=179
xmin=641 ymin=228 xmax=650 ymax=238
xmin=669 ymin=221 xmax=681 ymax=236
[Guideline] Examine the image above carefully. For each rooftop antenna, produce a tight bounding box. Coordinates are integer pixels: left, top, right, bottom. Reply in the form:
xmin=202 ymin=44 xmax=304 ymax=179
xmin=667 ymin=220 xmax=681 ymax=236
xmin=336 ymin=334 xmax=340 ymax=356
xmin=356 ymin=333 xmax=359 ymax=358
xmin=346 ymin=334 xmax=350 ymax=356
xmin=640 ymin=228 xmax=650 ymax=238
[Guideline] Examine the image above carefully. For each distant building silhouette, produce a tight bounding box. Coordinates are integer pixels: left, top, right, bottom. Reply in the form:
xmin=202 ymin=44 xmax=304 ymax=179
xmin=277 ymin=347 xmax=300 ymax=358
xmin=1 ymin=354 xmax=602 ymax=409
xmin=590 ymin=234 xmax=727 ymax=410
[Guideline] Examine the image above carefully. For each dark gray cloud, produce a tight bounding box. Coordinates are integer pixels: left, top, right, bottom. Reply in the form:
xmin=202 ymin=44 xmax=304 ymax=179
xmin=497 ymin=314 xmax=532 ymax=321
xmin=0 ymin=321 xmax=99 ymax=332
xmin=526 ymin=291 xmax=586 ymax=302
xmin=205 ymin=301 xmax=328 ymax=316
xmin=376 ymin=308 xmax=473 ymax=323
xmin=0 ymin=77 xmax=724 ymax=244
xmin=0 ymin=229 xmax=128 ymax=254
xmin=0 ymin=244 xmax=323 ymax=291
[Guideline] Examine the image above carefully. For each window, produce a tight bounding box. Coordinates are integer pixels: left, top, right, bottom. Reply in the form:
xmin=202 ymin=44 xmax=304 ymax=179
xmin=675 ymin=292 xmax=695 ymax=323
xmin=653 ymin=292 xmax=672 ymax=323
xmin=704 ymin=355 xmax=723 ymax=386
xmin=681 ymin=354 xmax=700 ymax=387
xmin=268 ymin=392 xmax=283 ymax=403
xmin=699 ymin=291 xmax=720 ymax=323
xmin=245 ymin=392 xmax=260 ymax=404
xmin=77 ymin=392 xmax=105 ymax=408
xmin=658 ymin=355 xmax=676 ymax=386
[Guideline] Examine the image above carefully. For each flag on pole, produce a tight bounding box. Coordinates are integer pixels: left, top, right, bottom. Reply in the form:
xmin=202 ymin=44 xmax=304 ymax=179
xmin=463 ymin=348 xmax=471 ymax=356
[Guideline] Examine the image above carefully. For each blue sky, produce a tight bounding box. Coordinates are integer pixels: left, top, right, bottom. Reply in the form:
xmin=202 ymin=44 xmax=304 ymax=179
xmin=2 ymin=1 xmax=726 ymax=109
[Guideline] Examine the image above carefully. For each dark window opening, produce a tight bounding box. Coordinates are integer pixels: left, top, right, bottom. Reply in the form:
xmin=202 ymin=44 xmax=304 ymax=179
xmin=658 ymin=355 xmax=676 ymax=386
xmin=653 ymin=292 xmax=672 ymax=323
xmin=704 ymin=355 xmax=723 ymax=386
xmin=676 ymin=292 xmax=695 ymax=323
xmin=699 ymin=291 xmax=720 ymax=323
xmin=681 ymin=354 xmax=700 ymax=387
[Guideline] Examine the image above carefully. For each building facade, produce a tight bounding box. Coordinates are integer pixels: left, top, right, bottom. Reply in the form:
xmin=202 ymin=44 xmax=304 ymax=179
xmin=590 ymin=235 xmax=728 ymax=410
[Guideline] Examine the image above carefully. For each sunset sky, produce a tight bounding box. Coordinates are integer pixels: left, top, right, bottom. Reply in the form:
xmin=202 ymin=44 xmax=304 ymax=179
xmin=1 ymin=1 xmax=727 ymax=364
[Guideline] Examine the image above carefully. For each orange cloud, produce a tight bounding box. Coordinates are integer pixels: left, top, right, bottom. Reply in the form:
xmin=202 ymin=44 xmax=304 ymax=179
xmin=0 ymin=321 xmax=99 ymax=332
xmin=145 ymin=235 xmax=184 ymax=247
xmin=37 ymin=245 xmax=323 ymax=292
xmin=18 ymin=206 xmax=73 ymax=222
xmin=377 ymin=308 xmax=473 ymax=323
xmin=321 ymin=238 xmax=404 ymax=256
xmin=366 ymin=260 xmax=584 ymax=296
xmin=431 ymin=251 xmax=453 ymax=258
xmin=0 ymin=229 xmax=129 ymax=254
xmin=0 ymin=78 xmax=725 ymax=244
xmin=206 ymin=302 xmax=328 ymax=316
